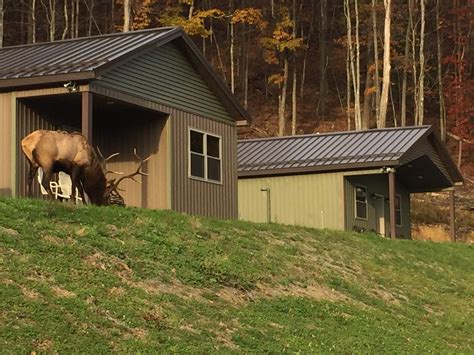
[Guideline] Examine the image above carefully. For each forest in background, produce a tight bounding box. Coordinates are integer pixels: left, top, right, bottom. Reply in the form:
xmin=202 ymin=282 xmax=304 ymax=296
xmin=0 ymin=1 xmax=472 ymax=145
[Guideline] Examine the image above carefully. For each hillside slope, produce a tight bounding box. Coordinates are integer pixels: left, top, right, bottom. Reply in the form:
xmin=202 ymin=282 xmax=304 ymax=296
xmin=1 ymin=198 xmax=473 ymax=353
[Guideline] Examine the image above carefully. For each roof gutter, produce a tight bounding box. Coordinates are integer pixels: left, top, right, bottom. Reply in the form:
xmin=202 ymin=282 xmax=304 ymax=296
xmin=0 ymin=71 xmax=96 ymax=91
xmin=238 ymin=160 xmax=399 ymax=178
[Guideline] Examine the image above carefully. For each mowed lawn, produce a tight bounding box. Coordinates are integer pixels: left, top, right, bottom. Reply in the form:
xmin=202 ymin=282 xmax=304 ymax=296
xmin=1 ymin=197 xmax=473 ymax=353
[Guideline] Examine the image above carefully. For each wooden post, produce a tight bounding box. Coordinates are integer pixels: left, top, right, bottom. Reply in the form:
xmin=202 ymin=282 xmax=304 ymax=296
xmin=450 ymin=189 xmax=456 ymax=242
xmin=388 ymin=170 xmax=396 ymax=239
xmin=82 ymin=91 xmax=93 ymax=143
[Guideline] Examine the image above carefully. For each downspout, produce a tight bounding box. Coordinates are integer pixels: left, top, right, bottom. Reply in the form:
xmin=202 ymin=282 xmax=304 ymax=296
xmin=260 ymin=188 xmax=271 ymax=223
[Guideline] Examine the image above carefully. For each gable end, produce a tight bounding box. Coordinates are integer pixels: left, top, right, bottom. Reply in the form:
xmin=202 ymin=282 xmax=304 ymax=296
xmin=93 ymin=42 xmax=234 ymax=123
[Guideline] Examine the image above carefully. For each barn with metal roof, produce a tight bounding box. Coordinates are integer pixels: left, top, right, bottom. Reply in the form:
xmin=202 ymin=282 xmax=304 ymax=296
xmin=0 ymin=27 xmax=249 ymax=218
xmin=238 ymin=126 xmax=462 ymax=238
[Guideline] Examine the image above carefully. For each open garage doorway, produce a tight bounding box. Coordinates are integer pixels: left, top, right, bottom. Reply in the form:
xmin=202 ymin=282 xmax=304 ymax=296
xmin=16 ymin=92 xmax=169 ymax=209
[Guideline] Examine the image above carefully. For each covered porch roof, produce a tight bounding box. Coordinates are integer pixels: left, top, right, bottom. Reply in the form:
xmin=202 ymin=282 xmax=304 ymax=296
xmin=237 ymin=126 xmax=462 ymax=192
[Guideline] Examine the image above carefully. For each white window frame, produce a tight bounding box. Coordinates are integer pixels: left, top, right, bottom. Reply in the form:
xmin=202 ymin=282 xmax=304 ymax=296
xmin=395 ymin=194 xmax=402 ymax=227
xmin=354 ymin=185 xmax=368 ymax=220
xmin=188 ymin=128 xmax=222 ymax=184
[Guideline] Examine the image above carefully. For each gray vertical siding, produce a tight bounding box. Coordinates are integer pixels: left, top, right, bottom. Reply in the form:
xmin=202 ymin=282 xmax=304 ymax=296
xmin=95 ymin=42 xmax=233 ymax=123
xmin=344 ymin=174 xmax=411 ymax=238
xmin=171 ymin=110 xmax=237 ymax=219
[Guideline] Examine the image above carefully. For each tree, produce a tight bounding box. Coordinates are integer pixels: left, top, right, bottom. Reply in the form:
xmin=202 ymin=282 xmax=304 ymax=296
xmin=0 ymin=0 xmax=4 ymax=47
xmin=261 ymin=3 xmax=303 ymax=136
xmin=123 ymin=0 xmax=131 ymax=32
xmin=378 ymin=0 xmax=391 ymax=128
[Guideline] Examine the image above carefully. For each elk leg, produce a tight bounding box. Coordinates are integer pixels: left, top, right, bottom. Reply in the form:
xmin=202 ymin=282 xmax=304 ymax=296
xmin=70 ymin=166 xmax=84 ymax=204
xmin=27 ymin=163 xmax=39 ymax=197
xmin=40 ymin=168 xmax=55 ymax=200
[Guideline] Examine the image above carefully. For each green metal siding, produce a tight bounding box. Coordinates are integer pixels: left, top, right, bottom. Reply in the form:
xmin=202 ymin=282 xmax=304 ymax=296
xmin=238 ymin=172 xmax=346 ymax=230
xmin=94 ymin=42 xmax=233 ymax=123
xmin=344 ymin=174 xmax=411 ymax=238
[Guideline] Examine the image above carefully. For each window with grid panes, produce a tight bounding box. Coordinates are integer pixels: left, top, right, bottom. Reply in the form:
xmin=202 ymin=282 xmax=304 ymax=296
xmin=189 ymin=129 xmax=221 ymax=183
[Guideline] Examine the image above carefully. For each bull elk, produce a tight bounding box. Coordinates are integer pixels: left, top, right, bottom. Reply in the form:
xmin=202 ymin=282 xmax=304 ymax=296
xmin=21 ymin=130 xmax=150 ymax=206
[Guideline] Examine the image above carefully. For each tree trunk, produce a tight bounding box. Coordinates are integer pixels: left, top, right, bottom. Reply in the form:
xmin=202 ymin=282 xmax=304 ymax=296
xmin=361 ymin=38 xmax=374 ymax=130
xmin=123 ymin=0 xmax=131 ymax=32
xmin=410 ymin=0 xmax=419 ymax=125
xmin=0 ymin=0 xmax=4 ymax=47
xmin=300 ymin=0 xmax=315 ymax=99
xmin=436 ymin=0 xmax=446 ymax=141
xmin=400 ymin=2 xmax=411 ymax=127
xmin=291 ymin=0 xmax=297 ymax=135
xmin=278 ymin=55 xmax=289 ymax=136
xmin=188 ymin=0 xmax=194 ymax=20
xmin=62 ymin=0 xmax=69 ymax=40
xmin=372 ymin=0 xmax=380 ymax=124
xmin=88 ymin=0 xmax=94 ymax=36
xmin=291 ymin=56 xmax=297 ymax=135
xmin=378 ymin=0 xmax=391 ymax=128
xmin=27 ymin=0 xmax=36 ymax=43
xmin=417 ymin=0 xmax=425 ymax=125
xmin=346 ymin=41 xmax=352 ymax=131
xmin=317 ymin=0 xmax=327 ymax=118
xmin=229 ymin=0 xmax=235 ymax=93
xmin=111 ymin=0 xmax=115 ymax=33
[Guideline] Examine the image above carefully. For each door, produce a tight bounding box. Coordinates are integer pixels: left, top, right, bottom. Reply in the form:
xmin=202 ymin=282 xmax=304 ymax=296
xmin=374 ymin=194 xmax=385 ymax=235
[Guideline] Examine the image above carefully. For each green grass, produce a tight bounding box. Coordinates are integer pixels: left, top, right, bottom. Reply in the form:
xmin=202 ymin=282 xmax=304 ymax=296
xmin=1 ymin=197 xmax=473 ymax=353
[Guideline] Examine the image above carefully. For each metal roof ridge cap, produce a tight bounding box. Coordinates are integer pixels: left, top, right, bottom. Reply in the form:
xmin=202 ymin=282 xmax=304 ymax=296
xmin=238 ymin=125 xmax=433 ymax=143
xmin=0 ymin=27 xmax=180 ymax=51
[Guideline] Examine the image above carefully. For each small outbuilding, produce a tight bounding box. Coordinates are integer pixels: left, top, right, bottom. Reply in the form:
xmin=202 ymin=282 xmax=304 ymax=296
xmin=0 ymin=27 xmax=250 ymax=218
xmin=237 ymin=126 xmax=463 ymax=238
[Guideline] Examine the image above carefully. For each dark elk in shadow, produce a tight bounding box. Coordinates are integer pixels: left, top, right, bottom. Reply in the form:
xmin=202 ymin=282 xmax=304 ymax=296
xmin=21 ymin=130 xmax=150 ymax=206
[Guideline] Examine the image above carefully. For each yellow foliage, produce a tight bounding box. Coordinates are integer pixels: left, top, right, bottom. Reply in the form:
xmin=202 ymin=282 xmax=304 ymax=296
xmin=231 ymin=8 xmax=268 ymax=30
xmin=268 ymin=74 xmax=285 ymax=86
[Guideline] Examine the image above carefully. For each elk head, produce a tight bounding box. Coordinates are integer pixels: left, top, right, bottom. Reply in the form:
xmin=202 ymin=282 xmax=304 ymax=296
xmin=95 ymin=148 xmax=151 ymax=206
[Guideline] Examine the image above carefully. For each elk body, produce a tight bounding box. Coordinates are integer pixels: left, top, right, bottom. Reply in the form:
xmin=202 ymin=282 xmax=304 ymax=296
xmin=21 ymin=130 xmax=149 ymax=206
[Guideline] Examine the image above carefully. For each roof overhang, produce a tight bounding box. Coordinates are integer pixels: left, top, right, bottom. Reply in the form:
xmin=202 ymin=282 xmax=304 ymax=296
xmin=0 ymin=72 xmax=96 ymax=91
xmin=238 ymin=160 xmax=399 ymax=178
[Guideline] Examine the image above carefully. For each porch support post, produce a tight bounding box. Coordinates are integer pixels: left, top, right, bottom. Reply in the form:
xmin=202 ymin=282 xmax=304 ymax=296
xmin=81 ymin=91 xmax=93 ymax=143
xmin=388 ymin=170 xmax=396 ymax=239
xmin=449 ymin=189 xmax=456 ymax=242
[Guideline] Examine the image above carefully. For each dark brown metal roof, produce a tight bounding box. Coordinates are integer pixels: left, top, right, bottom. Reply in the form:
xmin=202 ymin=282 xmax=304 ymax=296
xmin=0 ymin=27 xmax=251 ymax=122
xmin=0 ymin=27 xmax=179 ymax=83
xmin=238 ymin=126 xmax=435 ymax=175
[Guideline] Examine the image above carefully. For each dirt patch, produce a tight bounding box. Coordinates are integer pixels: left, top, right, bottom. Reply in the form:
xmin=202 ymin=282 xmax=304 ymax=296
xmin=216 ymin=287 xmax=251 ymax=305
xmin=0 ymin=226 xmax=19 ymax=237
xmin=213 ymin=320 xmax=240 ymax=350
xmin=32 ymin=339 xmax=53 ymax=351
xmin=84 ymin=252 xmax=108 ymax=270
xmin=51 ymin=286 xmax=76 ymax=298
xmin=123 ymin=276 xmax=206 ymax=302
xmin=109 ymin=287 xmax=126 ymax=297
xmin=21 ymin=286 xmax=41 ymax=300
xmin=371 ymin=288 xmax=401 ymax=305
xmin=252 ymin=282 xmax=347 ymax=302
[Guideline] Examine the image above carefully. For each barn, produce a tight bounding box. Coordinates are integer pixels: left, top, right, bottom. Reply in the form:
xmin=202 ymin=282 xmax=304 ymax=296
xmin=237 ymin=126 xmax=463 ymax=239
xmin=0 ymin=27 xmax=249 ymax=219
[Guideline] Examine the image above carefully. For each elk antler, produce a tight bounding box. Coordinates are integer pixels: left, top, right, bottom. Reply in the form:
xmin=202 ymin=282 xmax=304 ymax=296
xmin=96 ymin=146 xmax=123 ymax=177
xmin=109 ymin=148 xmax=150 ymax=190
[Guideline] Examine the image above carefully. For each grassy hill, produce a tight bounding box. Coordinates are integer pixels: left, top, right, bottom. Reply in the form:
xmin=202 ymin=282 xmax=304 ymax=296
xmin=1 ymin=198 xmax=473 ymax=353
